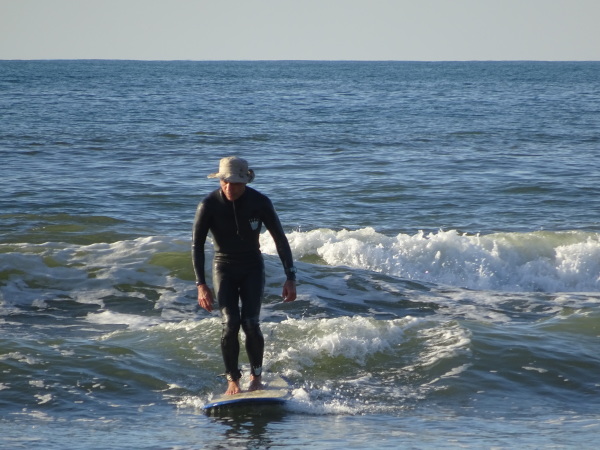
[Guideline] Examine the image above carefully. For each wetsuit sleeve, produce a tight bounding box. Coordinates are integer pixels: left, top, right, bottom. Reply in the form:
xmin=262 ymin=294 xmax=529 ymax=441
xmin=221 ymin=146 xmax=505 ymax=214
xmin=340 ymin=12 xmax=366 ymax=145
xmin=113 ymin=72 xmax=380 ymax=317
xmin=262 ymin=199 xmax=296 ymax=281
xmin=192 ymin=201 xmax=211 ymax=285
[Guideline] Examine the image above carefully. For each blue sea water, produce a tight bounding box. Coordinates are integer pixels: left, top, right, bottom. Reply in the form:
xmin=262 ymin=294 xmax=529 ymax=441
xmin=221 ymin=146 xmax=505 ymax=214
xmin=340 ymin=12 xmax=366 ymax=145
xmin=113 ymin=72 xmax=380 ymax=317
xmin=1 ymin=60 xmax=600 ymax=449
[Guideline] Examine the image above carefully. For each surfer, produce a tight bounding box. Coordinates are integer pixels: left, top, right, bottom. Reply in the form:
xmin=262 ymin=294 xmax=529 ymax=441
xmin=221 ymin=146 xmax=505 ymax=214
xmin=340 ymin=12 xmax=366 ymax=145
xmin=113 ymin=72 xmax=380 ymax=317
xmin=192 ymin=156 xmax=297 ymax=395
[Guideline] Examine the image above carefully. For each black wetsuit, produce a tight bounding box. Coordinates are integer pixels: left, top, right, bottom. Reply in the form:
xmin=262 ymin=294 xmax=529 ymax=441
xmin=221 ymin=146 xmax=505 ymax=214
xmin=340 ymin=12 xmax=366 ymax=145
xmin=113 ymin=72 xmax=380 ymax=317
xmin=192 ymin=186 xmax=295 ymax=380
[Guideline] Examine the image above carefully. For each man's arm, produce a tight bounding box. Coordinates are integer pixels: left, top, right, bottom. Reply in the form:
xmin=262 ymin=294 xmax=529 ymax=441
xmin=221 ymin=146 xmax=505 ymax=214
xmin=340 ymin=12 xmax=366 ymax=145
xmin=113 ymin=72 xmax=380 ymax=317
xmin=262 ymin=198 xmax=297 ymax=302
xmin=192 ymin=201 xmax=214 ymax=311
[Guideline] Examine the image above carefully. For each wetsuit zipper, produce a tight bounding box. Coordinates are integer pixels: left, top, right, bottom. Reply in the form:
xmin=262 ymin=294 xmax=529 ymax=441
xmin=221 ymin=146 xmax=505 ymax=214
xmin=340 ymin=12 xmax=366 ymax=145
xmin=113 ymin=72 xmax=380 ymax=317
xmin=232 ymin=199 xmax=242 ymax=239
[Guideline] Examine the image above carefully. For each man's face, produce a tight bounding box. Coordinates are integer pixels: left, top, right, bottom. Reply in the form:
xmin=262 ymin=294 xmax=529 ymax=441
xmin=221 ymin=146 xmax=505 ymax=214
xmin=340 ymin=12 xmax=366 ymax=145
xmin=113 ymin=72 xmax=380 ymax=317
xmin=220 ymin=179 xmax=246 ymax=201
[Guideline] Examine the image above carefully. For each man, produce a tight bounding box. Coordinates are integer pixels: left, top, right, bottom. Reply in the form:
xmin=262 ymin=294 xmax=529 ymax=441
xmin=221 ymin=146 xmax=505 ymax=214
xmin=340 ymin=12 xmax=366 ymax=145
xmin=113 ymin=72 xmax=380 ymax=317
xmin=192 ymin=156 xmax=297 ymax=395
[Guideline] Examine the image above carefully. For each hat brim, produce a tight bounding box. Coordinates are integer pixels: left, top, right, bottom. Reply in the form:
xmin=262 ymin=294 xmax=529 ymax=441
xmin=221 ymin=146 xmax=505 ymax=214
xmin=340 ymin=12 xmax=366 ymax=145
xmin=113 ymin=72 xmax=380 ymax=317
xmin=207 ymin=172 xmax=252 ymax=183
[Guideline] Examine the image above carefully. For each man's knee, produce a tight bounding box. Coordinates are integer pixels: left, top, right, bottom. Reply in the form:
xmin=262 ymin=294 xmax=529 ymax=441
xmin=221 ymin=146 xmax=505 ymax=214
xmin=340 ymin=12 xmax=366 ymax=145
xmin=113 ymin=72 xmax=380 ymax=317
xmin=241 ymin=316 xmax=262 ymax=337
xmin=221 ymin=309 xmax=241 ymax=335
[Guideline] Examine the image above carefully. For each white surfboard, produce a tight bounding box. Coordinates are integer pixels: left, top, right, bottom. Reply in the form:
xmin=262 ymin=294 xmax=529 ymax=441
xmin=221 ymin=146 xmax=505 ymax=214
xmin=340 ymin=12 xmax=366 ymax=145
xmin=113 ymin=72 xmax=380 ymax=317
xmin=203 ymin=373 xmax=290 ymax=412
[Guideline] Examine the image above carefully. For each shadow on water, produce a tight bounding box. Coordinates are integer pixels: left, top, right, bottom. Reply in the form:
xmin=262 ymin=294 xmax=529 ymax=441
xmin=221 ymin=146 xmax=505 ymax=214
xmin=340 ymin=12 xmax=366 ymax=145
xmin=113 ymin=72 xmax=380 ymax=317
xmin=205 ymin=404 xmax=289 ymax=449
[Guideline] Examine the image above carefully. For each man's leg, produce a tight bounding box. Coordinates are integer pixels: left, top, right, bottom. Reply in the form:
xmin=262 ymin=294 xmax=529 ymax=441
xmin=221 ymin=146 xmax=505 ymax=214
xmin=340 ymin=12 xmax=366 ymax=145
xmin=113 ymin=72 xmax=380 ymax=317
xmin=214 ymin=265 xmax=242 ymax=394
xmin=240 ymin=263 xmax=265 ymax=391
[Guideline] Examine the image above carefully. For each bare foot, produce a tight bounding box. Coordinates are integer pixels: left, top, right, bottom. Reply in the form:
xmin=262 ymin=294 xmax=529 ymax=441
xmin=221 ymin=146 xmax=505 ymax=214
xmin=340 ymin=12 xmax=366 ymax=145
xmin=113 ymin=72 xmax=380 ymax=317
xmin=225 ymin=380 xmax=241 ymax=395
xmin=248 ymin=375 xmax=263 ymax=392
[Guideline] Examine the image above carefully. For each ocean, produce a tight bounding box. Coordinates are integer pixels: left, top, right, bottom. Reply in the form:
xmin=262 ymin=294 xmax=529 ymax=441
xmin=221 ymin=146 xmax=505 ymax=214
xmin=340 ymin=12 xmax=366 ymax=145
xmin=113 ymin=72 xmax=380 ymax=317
xmin=1 ymin=60 xmax=599 ymax=449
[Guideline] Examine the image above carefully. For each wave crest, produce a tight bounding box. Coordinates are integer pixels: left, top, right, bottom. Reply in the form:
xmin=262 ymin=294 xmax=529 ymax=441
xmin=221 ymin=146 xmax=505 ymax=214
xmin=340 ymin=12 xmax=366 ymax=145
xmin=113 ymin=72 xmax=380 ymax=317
xmin=262 ymin=228 xmax=600 ymax=293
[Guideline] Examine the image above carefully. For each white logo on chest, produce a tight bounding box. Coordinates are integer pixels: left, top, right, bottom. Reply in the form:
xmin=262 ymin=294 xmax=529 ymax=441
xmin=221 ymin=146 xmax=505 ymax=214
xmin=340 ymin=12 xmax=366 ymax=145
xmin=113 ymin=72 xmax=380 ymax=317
xmin=249 ymin=218 xmax=260 ymax=230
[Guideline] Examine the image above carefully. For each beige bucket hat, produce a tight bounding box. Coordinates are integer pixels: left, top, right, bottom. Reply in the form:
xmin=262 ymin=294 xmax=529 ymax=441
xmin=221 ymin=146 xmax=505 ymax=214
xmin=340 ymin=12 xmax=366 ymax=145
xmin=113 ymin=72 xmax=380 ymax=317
xmin=207 ymin=156 xmax=255 ymax=183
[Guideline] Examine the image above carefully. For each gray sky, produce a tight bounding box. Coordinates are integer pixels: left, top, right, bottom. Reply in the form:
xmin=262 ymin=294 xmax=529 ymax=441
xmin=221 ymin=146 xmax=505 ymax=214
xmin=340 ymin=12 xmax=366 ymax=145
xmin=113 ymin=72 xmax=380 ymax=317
xmin=1 ymin=0 xmax=599 ymax=60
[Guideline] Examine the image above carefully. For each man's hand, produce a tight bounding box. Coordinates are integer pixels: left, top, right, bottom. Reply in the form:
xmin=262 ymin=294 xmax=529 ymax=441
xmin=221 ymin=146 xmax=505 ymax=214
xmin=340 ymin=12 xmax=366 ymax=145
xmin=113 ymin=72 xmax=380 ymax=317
xmin=197 ymin=284 xmax=214 ymax=312
xmin=282 ymin=280 xmax=297 ymax=302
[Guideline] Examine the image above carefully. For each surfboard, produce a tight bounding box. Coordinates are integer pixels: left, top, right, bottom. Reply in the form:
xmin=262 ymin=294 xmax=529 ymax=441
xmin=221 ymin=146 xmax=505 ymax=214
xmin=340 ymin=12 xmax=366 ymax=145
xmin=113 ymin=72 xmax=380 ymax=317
xmin=203 ymin=373 xmax=290 ymax=412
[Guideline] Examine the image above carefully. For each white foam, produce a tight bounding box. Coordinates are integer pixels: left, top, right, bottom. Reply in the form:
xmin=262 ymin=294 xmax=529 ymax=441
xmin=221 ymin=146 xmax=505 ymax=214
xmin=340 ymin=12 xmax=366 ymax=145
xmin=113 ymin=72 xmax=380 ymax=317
xmin=86 ymin=310 xmax=162 ymax=329
xmin=287 ymin=387 xmax=360 ymax=415
xmin=35 ymin=394 xmax=53 ymax=405
xmin=270 ymin=315 xmax=420 ymax=367
xmin=263 ymin=228 xmax=600 ymax=293
xmin=0 ymin=352 xmax=40 ymax=365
